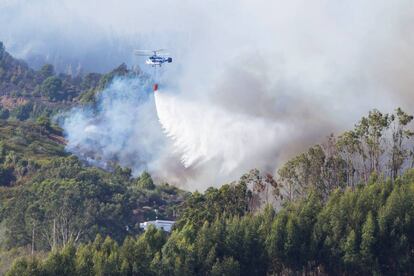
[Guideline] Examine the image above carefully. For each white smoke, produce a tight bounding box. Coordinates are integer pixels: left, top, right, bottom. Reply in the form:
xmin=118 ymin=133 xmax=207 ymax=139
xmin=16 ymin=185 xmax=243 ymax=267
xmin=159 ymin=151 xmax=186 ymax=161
xmin=63 ymin=78 xmax=168 ymax=173
xmin=62 ymin=78 xmax=292 ymax=189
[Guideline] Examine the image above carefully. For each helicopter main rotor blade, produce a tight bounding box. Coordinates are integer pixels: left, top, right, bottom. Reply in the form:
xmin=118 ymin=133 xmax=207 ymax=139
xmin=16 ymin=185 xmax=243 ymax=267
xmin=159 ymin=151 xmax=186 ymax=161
xmin=134 ymin=50 xmax=153 ymax=56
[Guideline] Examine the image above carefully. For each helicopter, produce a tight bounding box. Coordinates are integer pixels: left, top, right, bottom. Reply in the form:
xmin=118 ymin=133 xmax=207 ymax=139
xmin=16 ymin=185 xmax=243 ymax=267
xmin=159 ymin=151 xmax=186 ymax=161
xmin=134 ymin=49 xmax=172 ymax=67
xmin=134 ymin=49 xmax=172 ymax=92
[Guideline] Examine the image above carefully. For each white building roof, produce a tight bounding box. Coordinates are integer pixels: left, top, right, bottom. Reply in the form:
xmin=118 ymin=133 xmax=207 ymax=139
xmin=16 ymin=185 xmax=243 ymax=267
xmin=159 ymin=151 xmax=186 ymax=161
xmin=139 ymin=219 xmax=175 ymax=232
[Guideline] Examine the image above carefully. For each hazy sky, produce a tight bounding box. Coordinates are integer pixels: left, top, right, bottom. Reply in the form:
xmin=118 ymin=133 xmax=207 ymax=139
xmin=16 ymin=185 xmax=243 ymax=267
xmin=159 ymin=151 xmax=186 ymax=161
xmin=1 ymin=0 xmax=413 ymax=108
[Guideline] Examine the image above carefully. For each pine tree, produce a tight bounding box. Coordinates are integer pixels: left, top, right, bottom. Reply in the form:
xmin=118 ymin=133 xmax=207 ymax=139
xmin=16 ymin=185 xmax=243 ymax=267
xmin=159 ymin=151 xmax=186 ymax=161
xmin=360 ymin=212 xmax=378 ymax=273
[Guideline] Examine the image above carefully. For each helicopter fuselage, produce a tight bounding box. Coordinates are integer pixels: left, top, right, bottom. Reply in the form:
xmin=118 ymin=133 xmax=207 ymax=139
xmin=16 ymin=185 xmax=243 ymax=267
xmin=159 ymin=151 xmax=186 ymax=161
xmin=146 ymin=55 xmax=173 ymax=66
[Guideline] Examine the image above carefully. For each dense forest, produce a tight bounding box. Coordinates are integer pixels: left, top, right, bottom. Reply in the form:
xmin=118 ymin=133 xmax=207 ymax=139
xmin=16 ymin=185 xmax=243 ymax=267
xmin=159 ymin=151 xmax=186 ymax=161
xmin=6 ymin=171 xmax=414 ymax=275
xmin=0 ymin=42 xmax=414 ymax=275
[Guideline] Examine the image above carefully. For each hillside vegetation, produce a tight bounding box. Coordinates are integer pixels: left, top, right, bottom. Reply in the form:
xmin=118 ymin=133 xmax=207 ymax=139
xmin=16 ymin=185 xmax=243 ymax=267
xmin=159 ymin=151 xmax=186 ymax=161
xmin=4 ymin=107 xmax=414 ymax=275
xmin=0 ymin=41 xmax=146 ymax=123
xmin=0 ymin=43 xmax=187 ymax=273
xmin=7 ymin=170 xmax=414 ymax=275
xmin=0 ymin=119 xmax=187 ymax=252
xmin=1 ymin=42 xmax=414 ymax=275
xmin=0 ymin=119 xmax=66 ymax=187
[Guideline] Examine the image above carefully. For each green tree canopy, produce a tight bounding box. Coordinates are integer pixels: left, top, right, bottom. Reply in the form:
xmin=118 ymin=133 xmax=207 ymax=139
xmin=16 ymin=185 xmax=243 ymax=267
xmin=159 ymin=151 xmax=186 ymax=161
xmin=41 ymin=76 xmax=63 ymax=101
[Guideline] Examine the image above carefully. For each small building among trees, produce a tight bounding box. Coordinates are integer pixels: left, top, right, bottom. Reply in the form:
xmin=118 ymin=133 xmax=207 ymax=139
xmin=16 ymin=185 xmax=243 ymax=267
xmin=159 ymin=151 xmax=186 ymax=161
xmin=139 ymin=220 xmax=175 ymax=232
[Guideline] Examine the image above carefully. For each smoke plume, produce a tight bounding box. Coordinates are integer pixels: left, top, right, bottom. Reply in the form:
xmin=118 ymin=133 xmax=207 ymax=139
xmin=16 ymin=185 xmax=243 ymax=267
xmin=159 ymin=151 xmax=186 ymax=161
xmin=62 ymin=78 xmax=166 ymax=173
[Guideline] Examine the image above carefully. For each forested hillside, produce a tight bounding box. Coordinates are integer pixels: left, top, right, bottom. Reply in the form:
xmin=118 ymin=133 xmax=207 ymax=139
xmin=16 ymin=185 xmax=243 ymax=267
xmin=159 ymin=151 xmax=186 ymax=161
xmin=0 ymin=43 xmax=186 ymax=274
xmin=0 ymin=119 xmax=187 ymax=273
xmin=276 ymin=108 xmax=414 ymax=201
xmin=0 ymin=122 xmax=187 ymax=273
xmin=1 ymin=41 xmax=414 ymax=275
xmin=0 ymin=41 xmax=145 ymax=122
xmin=4 ymin=107 xmax=414 ymax=275
xmin=7 ymin=170 xmax=414 ymax=275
